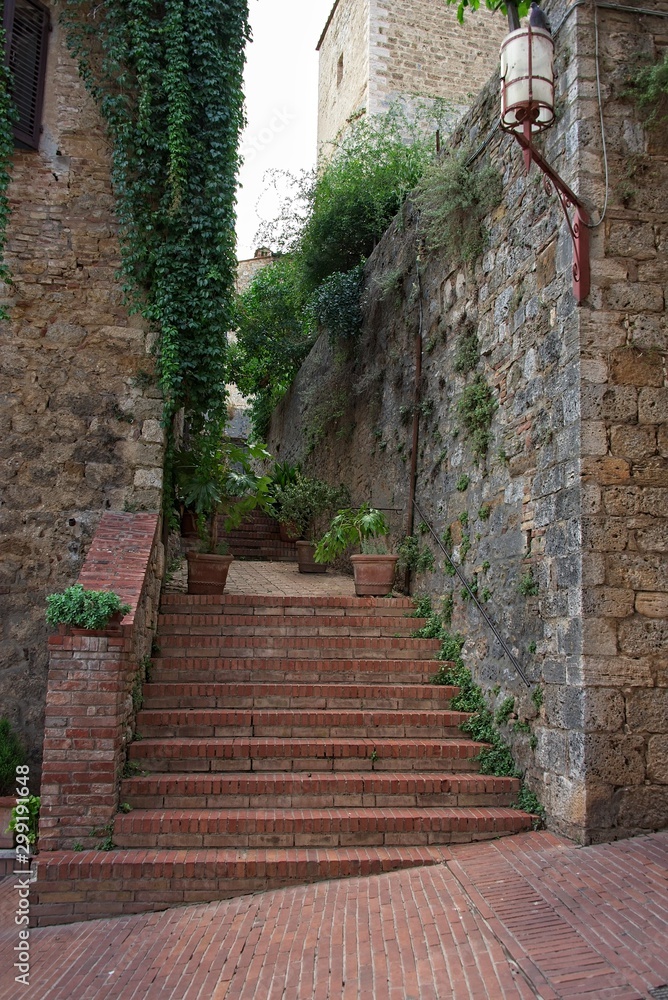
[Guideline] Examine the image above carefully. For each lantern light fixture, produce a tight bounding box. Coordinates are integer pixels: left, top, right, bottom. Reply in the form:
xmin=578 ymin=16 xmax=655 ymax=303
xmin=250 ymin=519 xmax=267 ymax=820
xmin=500 ymin=24 xmax=590 ymax=304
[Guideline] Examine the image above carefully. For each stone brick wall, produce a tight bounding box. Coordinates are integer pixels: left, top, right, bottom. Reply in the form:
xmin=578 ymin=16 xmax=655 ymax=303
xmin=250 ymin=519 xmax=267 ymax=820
xmin=317 ymin=0 xmax=371 ymax=158
xmin=317 ymin=0 xmax=505 ymax=157
xmin=38 ymin=512 xmax=163 ymax=852
xmin=0 ymin=4 xmax=164 ymax=777
xmin=271 ymin=2 xmax=667 ymax=843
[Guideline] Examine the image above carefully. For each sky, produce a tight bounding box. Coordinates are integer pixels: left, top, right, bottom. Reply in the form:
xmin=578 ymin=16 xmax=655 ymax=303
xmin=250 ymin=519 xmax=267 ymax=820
xmin=235 ymin=0 xmax=335 ymax=260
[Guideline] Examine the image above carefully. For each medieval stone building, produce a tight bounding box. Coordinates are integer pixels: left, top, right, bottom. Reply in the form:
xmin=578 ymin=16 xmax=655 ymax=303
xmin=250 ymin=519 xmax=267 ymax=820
xmin=271 ymin=0 xmax=668 ymax=843
xmin=0 ymin=0 xmax=164 ymax=770
xmin=316 ymin=0 xmax=506 ymax=157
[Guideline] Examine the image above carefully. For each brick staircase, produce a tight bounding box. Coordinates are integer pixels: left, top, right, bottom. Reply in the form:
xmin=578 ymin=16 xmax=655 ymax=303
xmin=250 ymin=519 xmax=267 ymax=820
xmin=216 ymin=510 xmax=297 ymax=561
xmin=35 ymin=591 xmax=534 ymax=924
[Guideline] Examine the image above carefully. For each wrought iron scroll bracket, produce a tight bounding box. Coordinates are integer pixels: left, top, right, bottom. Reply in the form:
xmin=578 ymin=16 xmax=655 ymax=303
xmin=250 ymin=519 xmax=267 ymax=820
xmin=514 ymin=125 xmax=590 ymax=304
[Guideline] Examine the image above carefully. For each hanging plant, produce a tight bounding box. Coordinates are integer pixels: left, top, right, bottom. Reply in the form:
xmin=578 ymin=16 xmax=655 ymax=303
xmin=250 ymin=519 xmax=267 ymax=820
xmin=60 ymin=0 xmax=250 ymax=460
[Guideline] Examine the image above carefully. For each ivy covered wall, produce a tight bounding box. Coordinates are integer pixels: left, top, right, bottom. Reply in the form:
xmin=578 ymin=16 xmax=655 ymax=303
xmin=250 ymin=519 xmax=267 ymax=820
xmin=269 ymin=2 xmax=668 ymax=844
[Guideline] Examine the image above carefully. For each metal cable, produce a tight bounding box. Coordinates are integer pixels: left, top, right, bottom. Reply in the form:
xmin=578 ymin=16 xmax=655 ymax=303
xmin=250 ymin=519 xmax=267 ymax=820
xmin=413 ymin=500 xmax=531 ymax=686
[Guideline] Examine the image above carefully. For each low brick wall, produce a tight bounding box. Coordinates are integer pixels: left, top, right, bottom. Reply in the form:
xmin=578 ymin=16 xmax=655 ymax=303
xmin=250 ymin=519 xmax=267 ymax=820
xmin=38 ymin=512 xmax=163 ymax=852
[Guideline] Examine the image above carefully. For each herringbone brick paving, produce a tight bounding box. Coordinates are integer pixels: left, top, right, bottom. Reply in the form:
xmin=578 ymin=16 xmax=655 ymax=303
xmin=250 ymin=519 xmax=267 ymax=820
xmin=4 ymin=831 xmax=666 ymax=998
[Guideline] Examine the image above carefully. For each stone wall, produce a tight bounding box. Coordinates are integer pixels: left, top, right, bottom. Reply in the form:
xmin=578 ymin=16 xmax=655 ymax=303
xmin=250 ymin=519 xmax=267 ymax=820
xmin=317 ymin=0 xmax=505 ymax=157
xmin=271 ymin=2 xmax=668 ymax=843
xmin=317 ymin=0 xmax=370 ymax=158
xmin=0 ymin=4 xmax=164 ymax=777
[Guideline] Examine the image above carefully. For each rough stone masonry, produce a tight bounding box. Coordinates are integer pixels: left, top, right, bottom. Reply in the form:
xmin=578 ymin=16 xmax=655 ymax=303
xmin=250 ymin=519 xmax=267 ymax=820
xmin=0 ymin=3 xmax=165 ymax=775
xmin=270 ymin=0 xmax=668 ymax=844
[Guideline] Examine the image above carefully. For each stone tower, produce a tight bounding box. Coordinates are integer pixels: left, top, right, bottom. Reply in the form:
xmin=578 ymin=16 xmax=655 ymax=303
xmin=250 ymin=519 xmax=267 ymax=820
xmin=316 ymin=0 xmax=507 ymax=157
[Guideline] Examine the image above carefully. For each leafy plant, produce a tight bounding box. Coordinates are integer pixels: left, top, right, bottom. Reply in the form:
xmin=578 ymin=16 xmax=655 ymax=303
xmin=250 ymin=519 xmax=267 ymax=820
xmin=519 ymin=570 xmax=539 ymax=596
xmin=495 ymin=697 xmax=515 ymax=726
xmin=478 ymin=505 xmax=491 ymax=521
xmin=625 ymin=50 xmax=668 ymax=128
xmin=397 ymin=535 xmax=435 ymax=574
xmin=9 ymin=796 xmax=40 ymax=847
xmin=273 ymin=475 xmax=350 ymax=542
xmin=410 ymin=594 xmax=434 ymax=620
xmin=443 ymin=0 xmax=530 ymax=30
xmin=309 ymin=265 xmax=364 ymax=342
xmin=454 ymin=327 xmax=479 ymax=375
xmin=61 ymin=0 xmax=250 ymax=483
xmin=456 ymin=475 xmax=470 ymax=492
xmin=457 ymin=376 xmax=497 ymax=457
xmin=515 ymin=784 xmax=545 ymax=828
xmin=314 ymin=504 xmax=390 ymax=563
xmin=45 ymin=585 xmax=131 ymax=631
xmin=175 ymin=439 xmax=273 ymax=552
xmin=415 ymin=151 xmax=502 ymax=264
xmin=531 ymin=686 xmax=544 ymax=710
xmin=0 ymin=718 xmax=26 ymax=796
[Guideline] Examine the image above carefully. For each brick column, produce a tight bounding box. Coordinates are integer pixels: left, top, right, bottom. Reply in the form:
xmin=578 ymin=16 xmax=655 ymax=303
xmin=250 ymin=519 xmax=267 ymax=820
xmin=39 ymin=512 xmax=163 ymax=851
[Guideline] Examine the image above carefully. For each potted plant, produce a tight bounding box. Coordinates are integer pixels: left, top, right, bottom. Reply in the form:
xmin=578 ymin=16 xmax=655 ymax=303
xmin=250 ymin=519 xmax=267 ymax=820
xmin=314 ymin=503 xmax=398 ymax=595
xmin=274 ymin=475 xmax=350 ymax=573
xmin=267 ymin=461 xmax=301 ymax=540
xmin=45 ymin=585 xmax=131 ymax=632
xmin=0 ymin=717 xmax=26 ymax=850
xmin=180 ymin=439 xmax=274 ymax=593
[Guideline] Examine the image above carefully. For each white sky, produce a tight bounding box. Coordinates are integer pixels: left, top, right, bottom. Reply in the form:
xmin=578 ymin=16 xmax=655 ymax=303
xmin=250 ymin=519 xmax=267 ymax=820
xmin=235 ymin=0 xmax=334 ymax=260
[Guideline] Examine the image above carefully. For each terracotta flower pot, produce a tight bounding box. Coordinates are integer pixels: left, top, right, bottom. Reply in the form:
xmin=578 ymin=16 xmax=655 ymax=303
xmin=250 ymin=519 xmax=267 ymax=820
xmin=181 ymin=510 xmax=199 ymax=538
xmin=350 ymin=554 xmax=398 ymax=596
xmin=187 ymin=552 xmax=234 ymax=594
xmin=279 ymin=520 xmax=301 ymax=542
xmin=296 ymin=540 xmax=327 ymax=574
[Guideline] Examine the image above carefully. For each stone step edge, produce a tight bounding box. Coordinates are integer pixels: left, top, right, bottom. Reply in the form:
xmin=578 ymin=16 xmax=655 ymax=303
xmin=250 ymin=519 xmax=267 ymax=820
xmin=32 ymin=847 xmax=449 ymax=925
xmin=160 ymin=595 xmax=416 ymax=609
xmin=120 ymin=771 xmax=518 ymax=791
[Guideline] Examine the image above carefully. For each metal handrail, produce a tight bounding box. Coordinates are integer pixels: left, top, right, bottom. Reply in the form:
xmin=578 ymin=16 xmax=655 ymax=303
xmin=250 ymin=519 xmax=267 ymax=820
xmin=413 ymin=499 xmax=530 ymax=687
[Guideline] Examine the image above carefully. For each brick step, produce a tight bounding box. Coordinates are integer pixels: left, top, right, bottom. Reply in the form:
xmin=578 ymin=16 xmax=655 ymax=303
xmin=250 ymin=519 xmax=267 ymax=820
xmin=112 ymin=806 xmax=533 ymax=848
xmin=150 ymin=658 xmax=445 ymax=685
xmin=128 ymin=736 xmax=484 ymax=772
xmin=135 ymin=708 xmax=469 ymax=739
xmin=157 ymin=613 xmax=425 ymax=634
xmin=154 ymin=634 xmax=441 ymax=659
xmin=34 ymin=847 xmax=449 ymax=925
xmin=159 ymin=594 xmax=416 ymax=614
xmin=142 ymin=681 xmax=459 ymax=710
xmin=120 ymin=771 xmax=521 ymax=810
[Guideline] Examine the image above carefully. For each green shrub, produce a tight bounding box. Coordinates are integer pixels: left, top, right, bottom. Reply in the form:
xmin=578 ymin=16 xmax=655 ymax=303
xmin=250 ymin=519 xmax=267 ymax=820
xmin=415 ymin=151 xmax=502 ymax=264
xmin=457 ymin=375 xmax=497 ymax=457
xmin=518 ymin=570 xmax=539 ymax=597
xmin=309 ymin=265 xmax=364 ymax=341
xmin=495 ymin=696 xmax=515 ymax=726
xmin=0 ymin=718 xmax=26 ymax=796
xmin=398 ymin=535 xmax=436 ymax=574
xmin=626 ymin=50 xmax=668 ymax=128
xmin=9 ymin=795 xmax=40 ymax=846
xmin=45 ymin=585 xmax=131 ymax=630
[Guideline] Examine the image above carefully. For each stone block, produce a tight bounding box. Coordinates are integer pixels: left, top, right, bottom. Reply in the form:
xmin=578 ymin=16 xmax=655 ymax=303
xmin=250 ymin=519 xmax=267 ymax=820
xmin=606 ymin=553 xmax=665 ymax=591
xmin=610 ymin=424 xmax=657 ymax=461
xmin=647 ymin=736 xmax=668 ymax=784
xmin=583 ymin=734 xmax=646 ymax=785
xmin=582 ymin=617 xmax=618 ymax=656
xmin=582 ymin=587 xmax=634 ymax=618
xmin=581 ymin=421 xmax=608 ymax=456
xmin=134 ymin=468 xmax=163 ymax=490
xmin=636 ymin=523 xmax=668 ymax=553
xmin=582 ymin=552 xmax=605 ymax=586
xmin=638 ymin=387 xmax=668 ymax=424
xmin=582 ymin=655 xmax=653 ymax=687
xmin=581 ymin=456 xmax=631 ymax=485
xmin=581 ymin=518 xmax=628 ymax=552
xmin=636 ymin=592 xmax=668 ymax=617
xmin=610 ymin=346 xmax=665 ymax=387
xmin=612 ymin=785 xmax=668 ymax=830
xmin=626 ymin=688 xmax=668 ymax=733
xmin=535 ymin=728 xmax=569 ymax=775
xmin=606 ymin=220 xmax=657 ymax=260
xmin=619 ymin=617 xmax=668 ymax=657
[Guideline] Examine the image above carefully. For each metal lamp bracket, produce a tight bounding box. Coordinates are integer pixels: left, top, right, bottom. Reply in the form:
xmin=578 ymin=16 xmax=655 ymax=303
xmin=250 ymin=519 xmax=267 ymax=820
xmin=514 ymin=122 xmax=590 ymax=303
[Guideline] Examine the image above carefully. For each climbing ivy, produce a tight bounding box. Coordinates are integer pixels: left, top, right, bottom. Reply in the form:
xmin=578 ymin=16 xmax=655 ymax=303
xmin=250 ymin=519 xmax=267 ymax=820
xmin=0 ymin=28 xmax=15 ymax=320
xmin=60 ymin=0 xmax=250 ymax=459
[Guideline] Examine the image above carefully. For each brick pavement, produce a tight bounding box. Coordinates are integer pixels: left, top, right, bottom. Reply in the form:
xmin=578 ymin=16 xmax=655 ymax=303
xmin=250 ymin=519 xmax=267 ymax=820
xmin=167 ymin=557 xmax=358 ymax=598
xmin=2 ymin=830 xmax=666 ymax=999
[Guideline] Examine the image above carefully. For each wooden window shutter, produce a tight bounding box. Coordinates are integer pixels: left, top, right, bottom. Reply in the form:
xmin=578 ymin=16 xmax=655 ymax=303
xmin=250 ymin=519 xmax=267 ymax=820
xmin=3 ymin=0 xmax=50 ymax=150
